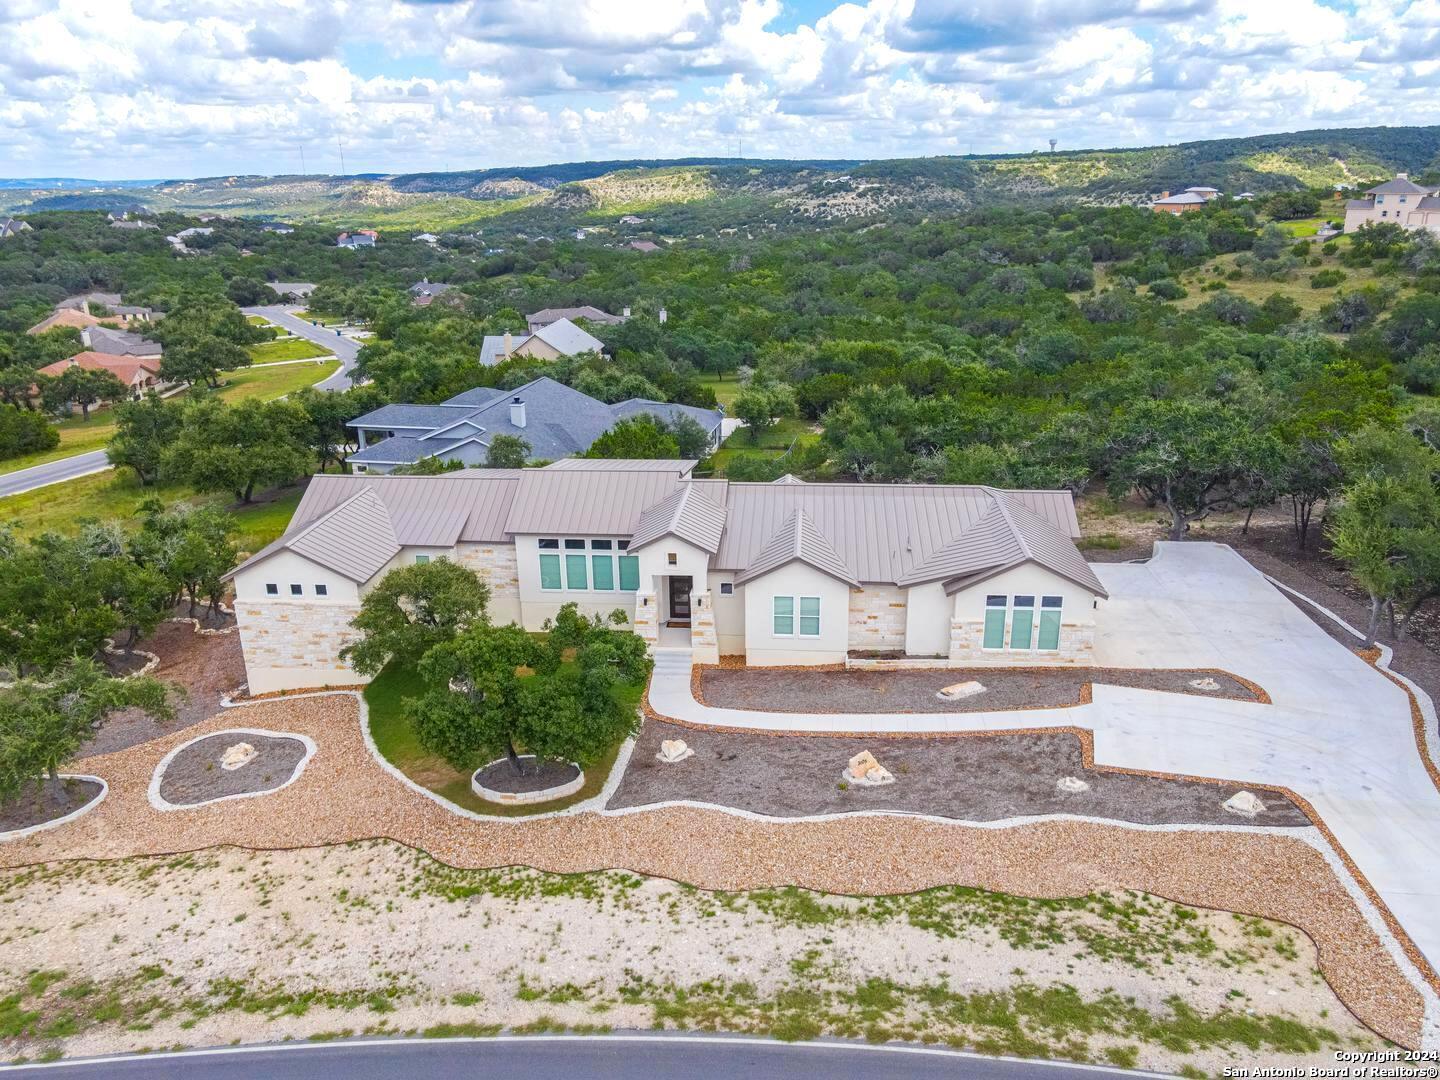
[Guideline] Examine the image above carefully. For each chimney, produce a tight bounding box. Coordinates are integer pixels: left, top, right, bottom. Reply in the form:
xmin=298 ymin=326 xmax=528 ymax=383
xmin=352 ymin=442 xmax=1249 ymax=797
xmin=503 ymin=331 xmax=512 ymax=357
xmin=622 ymin=306 xmax=631 ymax=318
xmin=1159 ymin=191 xmax=1169 ymax=200
xmin=510 ymin=397 xmax=527 ymax=428
xmin=658 ymin=306 xmax=668 ymax=325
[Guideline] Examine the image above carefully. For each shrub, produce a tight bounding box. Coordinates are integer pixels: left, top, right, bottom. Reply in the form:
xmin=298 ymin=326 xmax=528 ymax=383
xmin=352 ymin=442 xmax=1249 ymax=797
xmin=0 ymin=404 xmax=59 ymax=461
xmin=1148 ymin=279 xmax=1188 ymax=301
xmin=1311 ymin=269 xmax=1347 ymax=289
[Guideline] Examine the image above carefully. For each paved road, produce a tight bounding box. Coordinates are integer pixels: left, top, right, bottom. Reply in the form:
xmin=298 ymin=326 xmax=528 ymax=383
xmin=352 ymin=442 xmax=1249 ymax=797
xmin=0 ymin=1034 xmax=1159 ymax=1079
xmin=243 ymin=304 xmax=360 ymax=392
xmin=0 ymin=448 xmax=110 ymax=499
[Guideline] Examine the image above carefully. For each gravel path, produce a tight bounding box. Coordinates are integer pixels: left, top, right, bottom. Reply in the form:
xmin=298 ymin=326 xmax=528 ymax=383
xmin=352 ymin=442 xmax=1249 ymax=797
xmin=0 ymin=693 xmax=1422 ymax=1048
xmin=156 ymin=733 xmax=309 ymax=806
xmin=609 ymin=720 xmax=1308 ymax=826
xmin=699 ymin=666 xmax=1260 ymax=713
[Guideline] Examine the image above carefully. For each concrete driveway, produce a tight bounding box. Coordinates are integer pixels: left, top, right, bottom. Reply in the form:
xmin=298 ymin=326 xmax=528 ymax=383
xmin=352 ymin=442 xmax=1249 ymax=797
xmin=243 ymin=305 xmax=361 ymax=392
xmin=649 ymin=543 xmax=1440 ymax=993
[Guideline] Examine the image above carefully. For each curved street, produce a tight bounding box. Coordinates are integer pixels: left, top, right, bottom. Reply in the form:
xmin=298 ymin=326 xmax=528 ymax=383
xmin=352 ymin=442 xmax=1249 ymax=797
xmin=241 ymin=305 xmax=361 ymax=391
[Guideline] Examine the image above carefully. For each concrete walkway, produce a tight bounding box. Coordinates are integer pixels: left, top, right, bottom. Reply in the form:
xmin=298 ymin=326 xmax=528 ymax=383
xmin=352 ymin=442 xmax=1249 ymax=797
xmin=649 ymin=543 xmax=1440 ymax=982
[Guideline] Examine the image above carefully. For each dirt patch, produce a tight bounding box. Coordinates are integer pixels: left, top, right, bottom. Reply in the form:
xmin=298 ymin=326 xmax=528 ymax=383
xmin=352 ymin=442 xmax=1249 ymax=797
xmin=609 ymin=719 xmax=1309 ymax=827
xmin=473 ymin=757 xmax=580 ymax=794
xmin=78 ymin=624 xmax=246 ymax=759
xmin=155 ymin=733 xmax=308 ymax=806
xmin=698 ymin=666 xmax=1259 ymax=714
xmin=170 ymin=602 xmax=236 ymax=632
xmin=0 ymin=779 xmax=103 ymax=834
xmin=100 ymin=647 xmax=153 ymax=678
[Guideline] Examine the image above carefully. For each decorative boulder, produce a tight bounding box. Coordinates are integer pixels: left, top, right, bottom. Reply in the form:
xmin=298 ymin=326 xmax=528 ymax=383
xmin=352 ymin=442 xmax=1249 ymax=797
xmin=1189 ymin=677 xmax=1223 ymax=692
xmin=657 ymin=739 xmax=694 ymax=764
xmin=937 ymin=680 xmax=987 ymax=701
xmin=1056 ymin=776 xmax=1091 ymax=793
xmin=845 ymin=750 xmax=895 ymax=786
xmin=220 ymin=742 xmax=257 ymax=771
xmin=1223 ymin=790 xmax=1266 ymax=817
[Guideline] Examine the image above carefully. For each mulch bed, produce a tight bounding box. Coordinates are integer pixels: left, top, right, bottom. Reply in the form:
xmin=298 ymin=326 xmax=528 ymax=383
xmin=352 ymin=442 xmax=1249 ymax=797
xmin=473 ymin=757 xmax=581 ymax=794
xmin=0 ymin=779 xmax=103 ymax=834
xmin=608 ymin=719 xmax=1309 ymax=827
xmin=698 ymin=666 xmax=1259 ymax=714
xmin=77 ymin=624 xmax=246 ymax=759
xmin=156 ymin=733 xmax=308 ymax=806
xmin=101 ymin=647 xmax=153 ymax=678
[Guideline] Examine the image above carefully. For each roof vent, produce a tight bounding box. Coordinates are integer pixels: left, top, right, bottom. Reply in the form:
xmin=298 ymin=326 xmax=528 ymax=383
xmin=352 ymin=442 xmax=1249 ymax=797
xmin=622 ymin=305 xmax=631 ymax=318
xmin=510 ymin=397 xmax=527 ymax=428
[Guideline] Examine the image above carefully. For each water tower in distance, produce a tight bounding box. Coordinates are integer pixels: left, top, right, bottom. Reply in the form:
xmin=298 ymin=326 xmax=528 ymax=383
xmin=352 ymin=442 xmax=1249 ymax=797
xmin=1049 ymin=138 xmax=1057 ymax=153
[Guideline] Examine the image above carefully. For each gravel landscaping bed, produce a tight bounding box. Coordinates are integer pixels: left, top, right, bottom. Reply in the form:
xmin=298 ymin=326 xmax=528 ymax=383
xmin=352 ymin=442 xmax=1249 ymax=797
xmin=0 ymin=779 xmax=103 ymax=834
xmin=473 ymin=757 xmax=580 ymax=794
xmin=156 ymin=733 xmax=309 ymax=806
xmin=610 ymin=719 xmax=1308 ymax=826
xmin=78 ymin=623 xmax=246 ymax=759
xmin=698 ymin=666 xmax=1260 ymax=713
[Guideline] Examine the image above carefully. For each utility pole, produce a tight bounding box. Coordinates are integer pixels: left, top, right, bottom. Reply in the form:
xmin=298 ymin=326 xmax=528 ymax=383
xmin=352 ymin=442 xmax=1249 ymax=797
xmin=337 ymin=138 xmax=347 ymax=177
xmin=299 ymin=146 xmax=307 ymax=176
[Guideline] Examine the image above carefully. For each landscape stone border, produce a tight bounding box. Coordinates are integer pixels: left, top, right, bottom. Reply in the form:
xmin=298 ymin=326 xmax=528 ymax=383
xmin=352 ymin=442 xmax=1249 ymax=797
xmin=147 ymin=728 xmax=317 ymax=812
xmin=471 ymin=756 xmax=585 ymax=805
xmin=0 ymin=776 xmax=107 ymax=843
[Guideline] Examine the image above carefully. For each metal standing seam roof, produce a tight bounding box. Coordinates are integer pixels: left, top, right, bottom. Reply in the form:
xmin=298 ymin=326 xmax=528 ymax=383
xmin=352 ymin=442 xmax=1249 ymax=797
xmin=543 ymin=459 xmax=697 ymax=473
xmin=503 ymin=468 xmax=689 ymax=536
xmin=628 ymin=484 xmax=728 ymax=554
xmin=734 ymin=509 xmax=860 ymax=588
xmin=250 ymin=490 xmax=403 ymax=583
xmin=526 ymin=306 xmax=626 ymax=326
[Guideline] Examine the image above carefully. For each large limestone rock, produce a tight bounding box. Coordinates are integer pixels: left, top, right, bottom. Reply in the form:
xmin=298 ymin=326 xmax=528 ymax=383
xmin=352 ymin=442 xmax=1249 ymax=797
xmin=1056 ymin=776 xmax=1091 ymax=794
xmin=220 ymin=742 xmax=257 ymax=771
xmin=657 ymin=739 xmax=694 ymax=764
xmin=937 ymin=680 xmax=986 ymax=701
xmin=1189 ymin=677 xmax=1223 ymax=692
xmin=1223 ymin=790 xmax=1266 ymax=817
xmin=845 ymin=750 xmax=895 ymax=787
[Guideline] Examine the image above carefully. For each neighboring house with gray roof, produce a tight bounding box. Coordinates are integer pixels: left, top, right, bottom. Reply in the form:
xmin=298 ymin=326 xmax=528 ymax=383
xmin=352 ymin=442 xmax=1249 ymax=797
xmin=345 ymin=376 xmax=723 ymax=472
xmin=1343 ymin=174 xmax=1440 ymax=234
xmin=81 ymin=325 xmax=162 ymax=357
xmin=0 ymin=218 xmax=31 ymax=239
xmin=479 ymin=317 xmax=607 ymax=366
xmin=226 ymin=463 xmax=1106 ymax=693
xmin=409 ymin=279 xmax=459 ymax=307
xmin=525 ymin=305 xmax=629 ymax=332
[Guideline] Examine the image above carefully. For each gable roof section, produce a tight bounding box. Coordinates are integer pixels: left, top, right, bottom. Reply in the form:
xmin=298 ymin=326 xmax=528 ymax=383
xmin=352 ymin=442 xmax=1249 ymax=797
xmin=734 ymin=509 xmax=860 ymax=587
xmin=526 ymin=306 xmax=625 ymax=326
xmin=529 ymin=317 xmax=604 ymax=355
xmin=348 ymin=403 xmax=479 ymax=430
xmin=35 ymin=351 xmax=160 ymax=384
xmin=444 ymin=386 xmax=509 ymax=408
xmin=287 ymin=490 xmax=401 ymax=581
xmin=610 ymin=398 xmax=724 ymax=432
xmin=628 ymin=484 xmax=727 ymax=554
xmin=504 ymin=467 xmax=688 ymax=536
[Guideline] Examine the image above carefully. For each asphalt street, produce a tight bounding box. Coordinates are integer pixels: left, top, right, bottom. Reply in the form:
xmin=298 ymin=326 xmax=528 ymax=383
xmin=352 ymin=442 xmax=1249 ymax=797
xmin=0 ymin=448 xmax=110 ymax=499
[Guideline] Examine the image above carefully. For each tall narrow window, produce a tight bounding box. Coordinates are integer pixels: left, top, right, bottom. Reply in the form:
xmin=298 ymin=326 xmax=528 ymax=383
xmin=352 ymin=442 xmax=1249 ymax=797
xmin=773 ymin=595 xmax=794 ymax=636
xmin=1037 ymin=596 xmax=1062 ymax=651
xmin=618 ymin=555 xmax=640 ymax=591
xmin=799 ymin=596 xmax=820 ymax=637
xmin=591 ymin=554 xmax=614 ymax=590
xmin=982 ymin=594 xmax=1007 ymax=650
xmin=565 ymin=552 xmax=588 ymax=590
xmin=539 ymin=553 xmax=562 ymax=590
xmin=1010 ymin=595 xmax=1035 ymax=650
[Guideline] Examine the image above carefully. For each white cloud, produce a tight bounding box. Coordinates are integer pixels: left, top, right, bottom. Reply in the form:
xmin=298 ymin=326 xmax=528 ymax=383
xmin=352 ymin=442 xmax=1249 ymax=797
xmin=1 ymin=0 xmax=1438 ymax=177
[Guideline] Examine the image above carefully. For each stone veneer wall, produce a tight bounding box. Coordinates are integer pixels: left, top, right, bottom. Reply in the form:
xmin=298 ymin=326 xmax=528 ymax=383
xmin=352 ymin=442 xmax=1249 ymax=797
xmin=633 ymin=591 xmax=659 ymax=648
xmin=235 ymin=601 xmax=365 ymax=693
xmin=948 ymin=618 xmax=1095 ymax=666
xmin=689 ymin=590 xmax=718 ymax=663
xmin=847 ymin=585 xmax=907 ymax=652
xmin=455 ymin=543 xmax=521 ymax=624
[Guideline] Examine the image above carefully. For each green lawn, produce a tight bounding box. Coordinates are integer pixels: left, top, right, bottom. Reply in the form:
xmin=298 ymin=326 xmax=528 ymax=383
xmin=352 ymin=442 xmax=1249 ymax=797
xmin=0 ymin=411 xmax=120 ymax=477
xmin=709 ymin=417 xmax=819 ymax=476
xmin=698 ymin=375 xmax=742 ymax=409
xmin=246 ymin=338 xmax=332 ymax=364
xmin=245 ymin=315 xmax=271 ymax=327
xmin=0 ymin=470 xmax=303 ymax=550
xmin=364 ymin=663 xmax=639 ymax=818
xmin=215 ymin=358 xmax=340 ymax=401
xmin=1267 ymin=215 xmax=1341 ymax=238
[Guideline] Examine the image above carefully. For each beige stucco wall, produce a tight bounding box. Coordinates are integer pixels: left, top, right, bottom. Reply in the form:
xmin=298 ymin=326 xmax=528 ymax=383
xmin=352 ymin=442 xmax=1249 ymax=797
xmin=742 ymin=562 xmax=851 ymax=666
xmin=233 ymin=549 xmax=359 ymax=605
xmin=847 ymin=584 xmax=907 ymax=652
xmin=947 ymin=562 xmax=1099 ymax=666
xmin=515 ymin=337 xmax=562 ymax=361
xmin=708 ymin=571 xmax=744 ymax=655
xmin=904 ymin=582 xmax=951 ymax=657
xmin=513 ymin=533 xmax=642 ymax=629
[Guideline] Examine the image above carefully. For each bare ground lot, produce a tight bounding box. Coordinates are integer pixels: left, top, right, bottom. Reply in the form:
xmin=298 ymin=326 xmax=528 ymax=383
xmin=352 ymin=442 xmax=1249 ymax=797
xmin=610 ymin=719 xmax=1309 ymax=826
xmin=698 ymin=666 xmax=1260 ymax=713
xmin=155 ymin=732 xmax=309 ymax=806
xmin=0 ymin=842 xmax=1385 ymax=1072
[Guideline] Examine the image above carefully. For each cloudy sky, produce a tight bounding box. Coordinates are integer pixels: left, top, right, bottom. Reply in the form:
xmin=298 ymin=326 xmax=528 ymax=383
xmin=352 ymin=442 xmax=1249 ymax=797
xmin=2 ymin=0 xmax=1435 ymax=180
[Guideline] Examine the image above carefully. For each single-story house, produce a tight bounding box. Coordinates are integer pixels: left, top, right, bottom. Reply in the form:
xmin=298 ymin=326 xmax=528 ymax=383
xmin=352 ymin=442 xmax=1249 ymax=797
xmin=268 ymin=281 xmax=315 ymax=297
xmin=409 ymin=280 xmax=460 ymax=307
xmin=337 ymin=230 xmax=378 ymax=249
xmin=479 ymin=317 xmax=606 ymax=366
xmin=345 ymin=375 xmax=723 ymax=473
xmin=1151 ymin=191 xmax=1207 ymax=214
xmin=226 ymin=463 xmax=1107 ymax=693
xmin=630 ymin=240 xmax=661 ymax=253
xmin=33 ymin=351 xmax=169 ymax=398
xmin=0 ymin=218 xmax=31 ymax=239
xmin=525 ymin=305 xmax=629 ymax=332
xmin=82 ymin=326 xmax=162 ymax=357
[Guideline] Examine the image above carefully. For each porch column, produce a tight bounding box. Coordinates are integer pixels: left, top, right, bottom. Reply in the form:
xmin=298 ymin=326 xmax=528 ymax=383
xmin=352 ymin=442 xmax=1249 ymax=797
xmin=689 ymin=591 xmax=718 ymax=663
xmin=633 ymin=591 xmax=659 ymax=650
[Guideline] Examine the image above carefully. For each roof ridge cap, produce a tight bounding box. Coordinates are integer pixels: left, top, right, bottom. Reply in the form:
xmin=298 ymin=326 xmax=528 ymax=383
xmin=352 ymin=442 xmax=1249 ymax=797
xmin=985 ymin=488 xmax=1033 ymax=561
xmin=289 ymin=488 xmax=381 ymax=545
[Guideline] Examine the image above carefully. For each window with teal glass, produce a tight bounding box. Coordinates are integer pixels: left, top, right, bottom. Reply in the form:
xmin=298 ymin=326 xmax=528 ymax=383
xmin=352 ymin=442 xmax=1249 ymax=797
xmin=539 ymin=553 xmax=561 ymax=590
xmin=565 ymin=553 xmax=588 ymax=590
xmin=799 ymin=596 xmax=820 ymax=636
xmin=773 ymin=595 xmax=794 ymax=636
xmin=1037 ymin=596 xmax=1062 ymax=650
xmin=414 ymin=554 xmax=430 ymax=565
xmin=982 ymin=594 xmax=1006 ymax=649
xmin=591 ymin=555 xmax=615 ymax=591
xmin=618 ymin=555 xmax=639 ymax=591
xmin=1010 ymin=595 xmax=1035 ymax=650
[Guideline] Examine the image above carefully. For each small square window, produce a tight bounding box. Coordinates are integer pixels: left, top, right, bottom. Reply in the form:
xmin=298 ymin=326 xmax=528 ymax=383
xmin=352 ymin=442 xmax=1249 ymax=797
xmin=315 ymin=584 xmax=328 ymax=597
xmin=719 ymin=582 xmax=734 ymax=595
xmin=591 ymin=539 xmax=612 ymax=550
xmin=564 ymin=539 xmax=586 ymax=550
xmin=538 ymin=538 xmax=559 ymax=550
xmin=667 ymin=552 xmax=678 ymax=566
xmin=289 ymin=584 xmax=302 ymax=596
xmin=617 ymin=540 xmax=630 ymax=551
xmin=415 ymin=555 xmax=430 ymax=565
xmin=265 ymin=583 xmax=278 ymax=596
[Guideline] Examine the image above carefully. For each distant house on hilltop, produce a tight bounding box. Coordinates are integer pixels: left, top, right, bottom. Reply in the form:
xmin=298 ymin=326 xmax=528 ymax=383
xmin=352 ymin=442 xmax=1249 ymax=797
xmin=479 ymin=317 xmax=607 ymax=367
xmin=1150 ymin=191 xmax=1209 ymax=215
xmin=629 ymin=240 xmax=662 ymax=253
xmin=1343 ymin=174 xmax=1440 ymax=234
xmin=525 ymin=305 xmax=629 ymax=333
xmin=0 ymin=218 xmax=31 ymax=239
